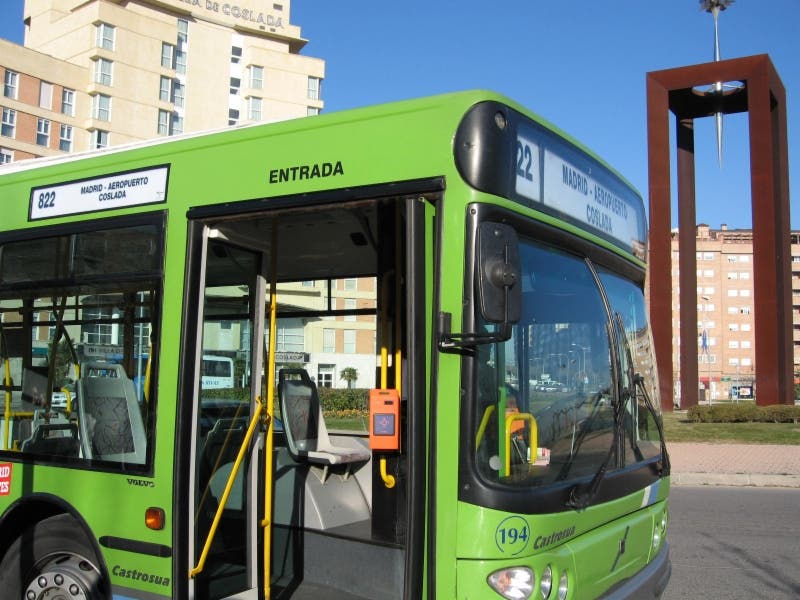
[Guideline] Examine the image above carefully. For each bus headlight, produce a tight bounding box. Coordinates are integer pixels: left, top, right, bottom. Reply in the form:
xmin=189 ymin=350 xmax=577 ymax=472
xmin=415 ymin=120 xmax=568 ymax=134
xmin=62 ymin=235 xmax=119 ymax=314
xmin=653 ymin=509 xmax=668 ymax=549
xmin=487 ymin=567 xmax=534 ymax=599
xmin=539 ymin=565 xmax=552 ymax=598
xmin=557 ymin=570 xmax=569 ymax=600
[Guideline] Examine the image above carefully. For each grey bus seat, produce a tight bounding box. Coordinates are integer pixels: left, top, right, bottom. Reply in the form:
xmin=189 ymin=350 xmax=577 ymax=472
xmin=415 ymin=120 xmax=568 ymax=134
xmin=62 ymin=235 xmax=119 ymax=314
xmin=21 ymin=410 xmax=80 ymax=457
xmin=278 ymin=368 xmax=369 ymax=481
xmin=77 ymin=362 xmax=147 ymax=464
xmin=198 ymin=417 xmax=248 ymax=511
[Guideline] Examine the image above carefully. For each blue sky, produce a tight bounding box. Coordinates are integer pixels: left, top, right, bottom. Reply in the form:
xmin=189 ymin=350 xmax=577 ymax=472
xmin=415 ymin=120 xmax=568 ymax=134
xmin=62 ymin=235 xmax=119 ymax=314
xmin=2 ymin=1 xmax=798 ymax=228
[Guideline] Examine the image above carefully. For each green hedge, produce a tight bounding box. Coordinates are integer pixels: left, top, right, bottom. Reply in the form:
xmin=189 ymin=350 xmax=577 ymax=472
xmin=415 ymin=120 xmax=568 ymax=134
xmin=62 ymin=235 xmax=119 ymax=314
xmin=686 ymin=403 xmax=800 ymax=423
xmin=201 ymin=386 xmax=369 ymax=418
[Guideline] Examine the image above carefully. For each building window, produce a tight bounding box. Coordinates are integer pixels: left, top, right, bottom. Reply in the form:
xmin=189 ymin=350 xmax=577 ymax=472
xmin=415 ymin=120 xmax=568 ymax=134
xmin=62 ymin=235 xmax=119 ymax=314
xmin=4 ymin=70 xmax=19 ymax=99
xmin=93 ymin=94 xmax=111 ymax=121
xmin=317 ymin=365 xmax=334 ymax=388
xmin=159 ymin=76 xmax=172 ymax=102
xmin=171 ymin=113 xmax=183 ymax=135
xmin=59 ymin=124 xmax=73 ymax=151
xmin=92 ymin=129 xmax=109 ymax=149
xmin=1 ymin=108 xmax=16 ymax=138
xmin=231 ymin=46 xmax=242 ymax=64
xmin=157 ymin=110 xmax=182 ymax=136
xmin=247 ymin=96 xmax=262 ymax=121
xmin=36 ymin=118 xmax=50 ymax=147
xmin=343 ymin=278 xmax=357 ymax=291
xmin=249 ymin=65 xmax=263 ymax=89
xmin=307 ymin=106 xmax=320 ymax=116
xmin=0 ymin=148 xmax=12 ymax=164
xmin=96 ymin=23 xmax=115 ymax=51
xmin=157 ymin=109 xmax=169 ymax=135
xmin=228 ymin=108 xmax=239 ymax=126
xmin=175 ymin=49 xmax=187 ymax=75
xmin=344 ymin=298 xmax=356 ymax=322
xmin=39 ymin=82 xmax=53 ymax=109
xmin=277 ymin=319 xmax=304 ymax=352
xmin=93 ymin=58 xmax=113 ymax=86
xmin=307 ymin=76 xmax=320 ymax=100
xmin=323 ymin=329 xmax=335 ymax=353
xmin=172 ymin=81 xmax=185 ymax=108
xmin=177 ymin=19 xmax=189 ymax=41
xmin=230 ymin=77 xmax=241 ymax=96
xmin=161 ymin=42 xmax=175 ymax=69
xmin=61 ymin=88 xmax=75 ymax=116
xmin=343 ymin=330 xmax=356 ymax=354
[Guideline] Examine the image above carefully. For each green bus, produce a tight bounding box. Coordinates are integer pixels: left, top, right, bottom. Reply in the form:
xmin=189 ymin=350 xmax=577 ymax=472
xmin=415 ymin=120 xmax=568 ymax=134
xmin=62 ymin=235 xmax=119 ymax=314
xmin=0 ymin=91 xmax=670 ymax=600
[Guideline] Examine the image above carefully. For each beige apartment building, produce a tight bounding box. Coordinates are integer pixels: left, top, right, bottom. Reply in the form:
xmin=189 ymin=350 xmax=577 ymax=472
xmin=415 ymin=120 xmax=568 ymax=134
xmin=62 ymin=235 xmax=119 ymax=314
xmin=669 ymin=224 xmax=800 ymax=403
xmin=1 ymin=0 xmax=324 ymax=163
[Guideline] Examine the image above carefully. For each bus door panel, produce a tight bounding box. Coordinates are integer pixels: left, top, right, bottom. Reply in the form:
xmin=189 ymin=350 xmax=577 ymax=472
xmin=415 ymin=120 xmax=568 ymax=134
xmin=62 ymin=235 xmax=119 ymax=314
xmin=190 ymin=230 xmax=262 ymax=600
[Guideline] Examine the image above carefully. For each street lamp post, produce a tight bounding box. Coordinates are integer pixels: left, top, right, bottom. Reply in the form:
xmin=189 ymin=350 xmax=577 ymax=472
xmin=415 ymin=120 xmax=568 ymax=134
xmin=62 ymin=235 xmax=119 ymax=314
xmin=701 ymin=295 xmax=712 ymax=404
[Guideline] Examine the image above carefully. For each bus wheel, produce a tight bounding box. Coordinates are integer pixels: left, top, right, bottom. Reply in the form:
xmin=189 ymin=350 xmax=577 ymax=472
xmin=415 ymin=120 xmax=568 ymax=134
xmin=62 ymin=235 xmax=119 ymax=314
xmin=0 ymin=514 xmax=105 ymax=600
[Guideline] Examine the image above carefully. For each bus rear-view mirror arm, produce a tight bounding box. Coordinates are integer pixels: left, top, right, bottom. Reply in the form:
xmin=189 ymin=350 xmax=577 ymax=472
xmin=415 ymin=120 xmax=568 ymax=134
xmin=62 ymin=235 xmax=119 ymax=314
xmin=439 ymin=222 xmax=521 ymax=350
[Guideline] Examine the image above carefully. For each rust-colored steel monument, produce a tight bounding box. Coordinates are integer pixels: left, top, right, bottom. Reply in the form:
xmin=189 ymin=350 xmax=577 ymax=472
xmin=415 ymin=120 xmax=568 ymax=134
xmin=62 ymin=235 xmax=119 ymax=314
xmin=647 ymin=54 xmax=792 ymax=410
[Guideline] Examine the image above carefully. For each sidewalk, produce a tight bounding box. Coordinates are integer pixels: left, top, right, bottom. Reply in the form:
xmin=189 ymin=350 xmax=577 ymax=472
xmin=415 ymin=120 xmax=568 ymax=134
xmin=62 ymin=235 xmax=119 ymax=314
xmin=667 ymin=442 xmax=800 ymax=488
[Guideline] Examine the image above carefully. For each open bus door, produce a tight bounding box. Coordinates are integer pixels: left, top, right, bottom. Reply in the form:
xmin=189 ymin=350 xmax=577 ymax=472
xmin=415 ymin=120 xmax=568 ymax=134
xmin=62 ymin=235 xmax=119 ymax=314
xmin=183 ymin=189 xmax=435 ymax=599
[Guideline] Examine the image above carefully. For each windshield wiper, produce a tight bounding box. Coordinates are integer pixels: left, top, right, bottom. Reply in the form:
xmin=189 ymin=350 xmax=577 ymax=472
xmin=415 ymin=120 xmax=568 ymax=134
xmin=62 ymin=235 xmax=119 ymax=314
xmin=565 ymin=313 xmax=627 ymax=510
xmin=565 ymin=386 xmax=626 ymax=510
xmin=567 ymin=313 xmax=671 ymax=510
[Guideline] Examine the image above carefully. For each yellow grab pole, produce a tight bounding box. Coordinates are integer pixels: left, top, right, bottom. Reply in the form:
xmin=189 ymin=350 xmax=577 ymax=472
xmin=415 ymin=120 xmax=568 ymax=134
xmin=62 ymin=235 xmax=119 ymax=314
xmin=190 ymin=397 xmax=266 ymax=578
xmin=503 ymin=413 xmax=538 ymax=477
xmin=262 ymin=221 xmax=279 ymax=599
xmin=3 ymin=357 xmax=10 ymax=451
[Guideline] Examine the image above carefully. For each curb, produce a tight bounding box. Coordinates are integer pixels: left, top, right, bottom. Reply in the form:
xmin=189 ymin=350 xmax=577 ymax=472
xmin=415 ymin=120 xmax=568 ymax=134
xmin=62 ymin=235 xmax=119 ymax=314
xmin=671 ymin=472 xmax=800 ymax=488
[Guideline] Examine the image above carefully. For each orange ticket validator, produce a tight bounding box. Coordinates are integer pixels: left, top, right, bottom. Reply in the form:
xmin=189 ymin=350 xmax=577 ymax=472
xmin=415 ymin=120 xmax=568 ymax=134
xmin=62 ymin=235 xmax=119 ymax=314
xmin=369 ymin=388 xmax=400 ymax=451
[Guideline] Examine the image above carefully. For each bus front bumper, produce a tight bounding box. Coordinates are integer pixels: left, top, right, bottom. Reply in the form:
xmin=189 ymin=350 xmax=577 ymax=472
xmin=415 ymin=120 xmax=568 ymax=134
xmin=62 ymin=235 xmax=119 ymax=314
xmin=599 ymin=543 xmax=671 ymax=599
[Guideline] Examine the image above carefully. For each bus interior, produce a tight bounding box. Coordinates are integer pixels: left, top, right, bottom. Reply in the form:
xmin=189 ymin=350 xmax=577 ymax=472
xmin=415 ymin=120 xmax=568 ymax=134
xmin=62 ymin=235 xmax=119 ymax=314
xmin=190 ymin=191 xmax=431 ymax=600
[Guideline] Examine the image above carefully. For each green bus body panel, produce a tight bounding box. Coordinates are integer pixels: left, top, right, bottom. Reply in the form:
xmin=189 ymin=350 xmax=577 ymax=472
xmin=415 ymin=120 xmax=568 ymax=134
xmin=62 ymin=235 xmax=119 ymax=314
xmin=455 ymin=497 xmax=669 ymax=599
xmin=0 ymin=90 xmax=659 ymax=599
xmin=455 ymin=480 xmax=669 ymax=560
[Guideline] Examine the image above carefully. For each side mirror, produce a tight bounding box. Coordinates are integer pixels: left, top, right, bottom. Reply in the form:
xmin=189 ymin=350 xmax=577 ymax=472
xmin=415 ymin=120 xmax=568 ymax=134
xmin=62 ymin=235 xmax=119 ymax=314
xmin=477 ymin=222 xmax=521 ymax=324
xmin=438 ymin=221 xmax=522 ymax=350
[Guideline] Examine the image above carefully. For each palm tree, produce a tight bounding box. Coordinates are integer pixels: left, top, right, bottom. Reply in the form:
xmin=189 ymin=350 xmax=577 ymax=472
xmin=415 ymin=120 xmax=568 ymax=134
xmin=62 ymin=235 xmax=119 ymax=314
xmin=340 ymin=367 xmax=358 ymax=389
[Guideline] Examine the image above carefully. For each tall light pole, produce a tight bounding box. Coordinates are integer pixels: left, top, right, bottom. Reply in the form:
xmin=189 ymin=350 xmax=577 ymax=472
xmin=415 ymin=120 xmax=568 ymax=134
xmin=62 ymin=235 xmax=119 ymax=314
xmin=571 ymin=343 xmax=589 ymax=390
xmin=701 ymin=295 xmax=712 ymax=403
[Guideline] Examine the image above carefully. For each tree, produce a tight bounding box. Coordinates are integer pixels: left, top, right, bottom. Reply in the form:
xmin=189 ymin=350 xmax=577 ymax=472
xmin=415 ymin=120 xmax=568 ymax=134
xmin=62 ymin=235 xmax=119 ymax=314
xmin=340 ymin=367 xmax=358 ymax=389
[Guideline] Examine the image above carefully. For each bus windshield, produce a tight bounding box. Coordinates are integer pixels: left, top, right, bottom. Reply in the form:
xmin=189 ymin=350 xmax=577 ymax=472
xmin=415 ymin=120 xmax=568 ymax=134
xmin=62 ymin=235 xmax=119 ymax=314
xmin=472 ymin=234 xmax=663 ymax=494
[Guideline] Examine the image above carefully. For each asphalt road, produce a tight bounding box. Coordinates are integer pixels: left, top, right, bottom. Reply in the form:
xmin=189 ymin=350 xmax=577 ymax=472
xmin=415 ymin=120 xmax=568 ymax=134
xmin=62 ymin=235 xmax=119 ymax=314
xmin=662 ymin=486 xmax=800 ymax=599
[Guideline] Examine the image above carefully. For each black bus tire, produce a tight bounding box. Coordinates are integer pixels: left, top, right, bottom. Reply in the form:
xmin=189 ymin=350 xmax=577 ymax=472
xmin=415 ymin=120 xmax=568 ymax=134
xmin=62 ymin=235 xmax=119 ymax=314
xmin=0 ymin=513 xmax=105 ymax=599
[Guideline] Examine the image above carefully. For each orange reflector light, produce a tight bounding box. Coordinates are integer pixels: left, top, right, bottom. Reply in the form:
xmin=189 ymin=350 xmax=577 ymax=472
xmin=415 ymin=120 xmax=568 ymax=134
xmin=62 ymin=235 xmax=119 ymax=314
xmin=145 ymin=507 xmax=165 ymax=530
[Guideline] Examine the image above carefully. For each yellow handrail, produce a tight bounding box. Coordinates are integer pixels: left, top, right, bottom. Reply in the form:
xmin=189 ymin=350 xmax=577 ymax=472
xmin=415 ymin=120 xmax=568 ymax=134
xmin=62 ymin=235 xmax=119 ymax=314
xmin=262 ymin=220 xmax=279 ymax=599
xmin=504 ymin=412 xmax=538 ymax=477
xmin=189 ymin=397 xmax=268 ymax=579
xmin=475 ymin=405 xmax=496 ymax=449
xmin=3 ymin=357 xmax=10 ymax=451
